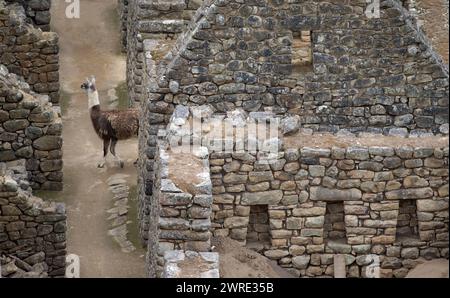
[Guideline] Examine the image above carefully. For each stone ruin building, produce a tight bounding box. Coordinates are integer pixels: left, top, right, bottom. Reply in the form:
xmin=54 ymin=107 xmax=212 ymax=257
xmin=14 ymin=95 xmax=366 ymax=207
xmin=0 ymin=0 xmax=448 ymax=279
xmin=1 ymin=0 xmax=66 ymax=278
xmin=121 ymin=0 xmax=449 ymax=278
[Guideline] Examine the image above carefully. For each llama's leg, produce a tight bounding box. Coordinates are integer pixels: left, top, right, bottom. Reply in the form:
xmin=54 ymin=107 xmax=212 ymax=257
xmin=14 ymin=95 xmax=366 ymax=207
xmin=110 ymin=138 xmax=124 ymax=168
xmin=98 ymin=138 xmax=110 ymax=168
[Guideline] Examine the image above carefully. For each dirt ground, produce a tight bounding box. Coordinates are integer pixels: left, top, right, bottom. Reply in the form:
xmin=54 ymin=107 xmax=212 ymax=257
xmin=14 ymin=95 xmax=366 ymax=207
xmin=406 ymin=259 xmax=449 ymax=278
xmin=211 ymin=237 xmax=295 ymax=278
xmin=50 ymin=0 xmax=146 ymax=277
xmin=416 ymin=0 xmax=449 ymax=65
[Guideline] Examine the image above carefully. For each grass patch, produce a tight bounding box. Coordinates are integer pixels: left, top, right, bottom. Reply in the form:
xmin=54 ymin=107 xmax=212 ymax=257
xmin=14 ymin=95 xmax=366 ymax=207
xmin=114 ymin=81 xmax=130 ymax=110
xmin=102 ymin=4 xmax=123 ymax=55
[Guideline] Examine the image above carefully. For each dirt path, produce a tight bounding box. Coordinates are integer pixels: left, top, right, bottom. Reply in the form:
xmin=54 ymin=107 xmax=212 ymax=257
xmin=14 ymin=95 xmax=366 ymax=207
xmin=49 ymin=0 xmax=146 ymax=277
xmin=406 ymin=259 xmax=449 ymax=278
xmin=212 ymin=237 xmax=295 ymax=278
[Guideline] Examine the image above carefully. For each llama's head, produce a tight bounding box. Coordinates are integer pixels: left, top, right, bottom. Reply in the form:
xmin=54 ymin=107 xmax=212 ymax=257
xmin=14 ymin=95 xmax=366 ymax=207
xmin=81 ymin=76 xmax=100 ymax=109
xmin=81 ymin=76 xmax=96 ymax=93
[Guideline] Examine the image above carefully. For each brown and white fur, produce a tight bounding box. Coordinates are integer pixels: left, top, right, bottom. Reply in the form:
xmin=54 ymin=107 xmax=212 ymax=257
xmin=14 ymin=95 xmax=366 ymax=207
xmin=81 ymin=76 xmax=139 ymax=168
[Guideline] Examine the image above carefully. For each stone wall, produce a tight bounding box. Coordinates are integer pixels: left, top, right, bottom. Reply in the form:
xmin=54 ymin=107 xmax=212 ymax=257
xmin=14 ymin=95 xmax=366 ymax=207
xmin=137 ymin=0 xmax=449 ymax=278
xmin=137 ymin=39 xmax=165 ymax=244
xmin=126 ymin=0 xmax=203 ymax=104
xmin=163 ymin=250 xmax=219 ymax=278
xmin=0 ymin=161 xmax=66 ymax=277
xmin=0 ymin=65 xmax=63 ymax=191
xmin=136 ymin=0 xmax=450 ymax=242
xmin=0 ymin=1 xmax=60 ymax=103
xmin=147 ymin=106 xmax=448 ymax=278
xmin=5 ymin=0 xmax=51 ymax=31
xmin=148 ymin=122 xmax=213 ymax=277
xmin=118 ymin=0 xmax=128 ymax=52
xmin=208 ymin=136 xmax=448 ymax=278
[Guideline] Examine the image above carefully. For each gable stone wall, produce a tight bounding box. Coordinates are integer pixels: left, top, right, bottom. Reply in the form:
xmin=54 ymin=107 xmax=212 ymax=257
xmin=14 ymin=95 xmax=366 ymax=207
xmin=126 ymin=0 xmax=204 ymax=105
xmin=0 ymin=1 xmax=60 ymax=104
xmin=0 ymin=65 xmax=63 ymax=191
xmin=150 ymin=0 xmax=448 ymax=135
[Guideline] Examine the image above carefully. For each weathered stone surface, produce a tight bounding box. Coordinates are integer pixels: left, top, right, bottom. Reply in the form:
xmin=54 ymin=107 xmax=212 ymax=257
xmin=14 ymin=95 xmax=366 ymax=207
xmin=310 ymin=187 xmax=362 ymax=201
xmin=416 ymin=199 xmax=449 ymax=212
xmin=281 ymin=115 xmax=300 ymax=136
xmin=292 ymin=207 xmax=326 ymax=217
xmin=403 ymin=176 xmax=429 ymax=188
xmin=385 ymin=188 xmax=434 ymax=200
xmin=346 ymin=148 xmax=369 ymax=160
xmin=264 ymin=250 xmax=289 ymax=260
xmin=224 ymin=217 xmax=249 ymax=229
xmin=241 ymin=190 xmax=283 ymax=205
xmin=292 ymin=255 xmax=310 ymax=270
xmin=33 ymin=136 xmax=62 ymax=151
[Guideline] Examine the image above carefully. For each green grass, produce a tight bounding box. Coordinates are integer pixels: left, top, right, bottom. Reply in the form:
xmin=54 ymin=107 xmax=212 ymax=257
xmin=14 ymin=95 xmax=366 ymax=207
xmin=114 ymin=81 xmax=130 ymax=110
xmin=102 ymin=4 xmax=123 ymax=55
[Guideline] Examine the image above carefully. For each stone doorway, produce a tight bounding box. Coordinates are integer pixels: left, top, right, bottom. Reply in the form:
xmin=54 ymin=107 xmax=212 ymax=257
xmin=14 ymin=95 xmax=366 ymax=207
xmin=246 ymin=205 xmax=271 ymax=252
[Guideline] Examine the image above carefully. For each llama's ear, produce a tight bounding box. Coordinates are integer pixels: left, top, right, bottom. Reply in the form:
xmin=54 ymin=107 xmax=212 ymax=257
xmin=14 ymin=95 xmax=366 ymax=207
xmin=90 ymin=75 xmax=96 ymax=85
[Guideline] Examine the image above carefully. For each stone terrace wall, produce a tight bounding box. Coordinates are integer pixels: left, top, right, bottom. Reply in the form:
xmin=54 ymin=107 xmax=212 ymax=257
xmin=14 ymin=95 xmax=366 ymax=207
xmin=209 ymin=139 xmax=449 ymax=277
xmin=148 ymin=0 xmax=448 ymax=137
xmin=0 ymin=1 xmax=60 ymax=104
xmin=137 ymin=40 xmax=163 ymax=244
xmin=126 ymin=0 xmax=203 ymax=104
xmin=138 ymin=0 xmax=450 ymax=240
xmin=5 ymin=0 xmax=52 ymax=31
xmin=148 ymin=130 xmax=212 ymax=277
xmin=0 ymin=65 xmax=63 ymax=191
xmin=0 ymin=161 xmax=66 ymax=277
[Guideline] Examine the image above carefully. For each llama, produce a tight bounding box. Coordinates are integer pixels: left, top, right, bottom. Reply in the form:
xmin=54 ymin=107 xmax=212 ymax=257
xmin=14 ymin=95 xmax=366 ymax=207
xmin=81 ymin=76 xmax=139 ymax=168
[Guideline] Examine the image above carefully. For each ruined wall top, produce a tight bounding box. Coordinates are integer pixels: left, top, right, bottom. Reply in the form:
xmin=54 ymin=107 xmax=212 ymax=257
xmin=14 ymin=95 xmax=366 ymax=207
xmin=0 ymin=0 xmax=60 ymax=103
xmin=5 ymin=0 xmax=51 ymax=31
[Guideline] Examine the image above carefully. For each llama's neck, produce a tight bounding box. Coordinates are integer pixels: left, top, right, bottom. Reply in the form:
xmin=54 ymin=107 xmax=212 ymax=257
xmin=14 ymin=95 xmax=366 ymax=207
xmin=88 ymin=90 xmax=100 ymax=110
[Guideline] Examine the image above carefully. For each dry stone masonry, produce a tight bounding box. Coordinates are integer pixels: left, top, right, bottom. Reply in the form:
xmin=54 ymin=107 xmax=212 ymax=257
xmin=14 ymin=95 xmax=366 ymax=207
xmin=148 ymin=117 xmax=215 ymax=277
xmin=0 ymin=0 xmax=60 ymax=103
xmin=0 ymin=0 xmax=63 ymax=279
xmin=0 ymin=65 xmax=62 ymax=191
xmin=148 ymin=105 xmax=448 ymax=278
xmin=125 ymin=0 xmax=204 ymax=104
xmin=127 ymin=0 xmax=449 ymax=278
xmin=163 ymin=250 xmax=219 ymax=278
xmin=5 ymin=0 xmax=52 ymax=31
xmin=0 ymin=161 xmax=66 ymax=277
xmin=118 ymin=0 xmax=129 ymax=52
